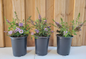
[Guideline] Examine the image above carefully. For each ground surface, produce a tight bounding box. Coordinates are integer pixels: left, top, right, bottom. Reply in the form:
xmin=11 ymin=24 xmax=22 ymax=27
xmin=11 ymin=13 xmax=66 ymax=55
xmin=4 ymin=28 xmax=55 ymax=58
xmin=0 ymin=46 xmax=86 ymax=59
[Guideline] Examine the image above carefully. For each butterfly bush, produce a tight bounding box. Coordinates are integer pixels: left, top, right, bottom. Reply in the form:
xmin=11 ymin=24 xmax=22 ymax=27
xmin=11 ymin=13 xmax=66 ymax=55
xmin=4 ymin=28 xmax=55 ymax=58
xmin=30 ymin=8 xmax=53 ymax=37
xmin=4 ymin=12 xmax=31 ymax=37
xmin=53 ymin=13 xmax=86 ymax=37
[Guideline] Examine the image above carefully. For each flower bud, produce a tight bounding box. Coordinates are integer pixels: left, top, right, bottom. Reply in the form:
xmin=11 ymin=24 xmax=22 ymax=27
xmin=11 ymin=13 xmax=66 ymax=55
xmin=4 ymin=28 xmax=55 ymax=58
xmin=55 ymin=22 xmax=62 ymax=28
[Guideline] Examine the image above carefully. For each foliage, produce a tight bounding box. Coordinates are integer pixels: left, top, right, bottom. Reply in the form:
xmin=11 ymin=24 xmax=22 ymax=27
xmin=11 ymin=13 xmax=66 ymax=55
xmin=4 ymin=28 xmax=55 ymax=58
xmin=53 ymin=13 xmax=86 ymax=37
xmin=4 ymin=12 xmax=31 ymax=37
xmin=30 ymin=8 xmax=53 ymax=37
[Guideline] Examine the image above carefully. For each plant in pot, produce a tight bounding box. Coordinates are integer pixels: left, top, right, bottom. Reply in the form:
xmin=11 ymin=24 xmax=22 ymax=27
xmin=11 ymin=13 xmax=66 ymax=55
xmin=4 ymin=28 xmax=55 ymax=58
xmin=53 ymin=13 xmax=86 ymax=56
xmin=4 ymin=12 xmax=31 ymax=57
xmin=30 ymin=8 xmax=53 ymax=56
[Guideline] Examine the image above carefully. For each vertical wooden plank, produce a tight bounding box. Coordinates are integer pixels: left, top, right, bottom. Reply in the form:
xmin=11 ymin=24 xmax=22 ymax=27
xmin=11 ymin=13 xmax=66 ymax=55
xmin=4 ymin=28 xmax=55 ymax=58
xmin=3 ymin=0 xmax=13 ymax=47
xmin=0 ymin=0 xmax=4 ymax=47
xmin=35 ymin=0 xmax=46 ymax=19
xmin=54 ymin=0 xmax=66 ymax=46
xmin=65 ymin=0 xmax=74 ymax=25
xmin=72 ymin=0 xmax=85 ymax=46
xmin=12 ymin=0 xmax=25 ymax=21
xmin=65 ymin=0 xmax=74 ymax=46
xmin=12 ymin=0 xmax=25 ymax=46
xmin=82 ymin=0 xmax=86 ymax=45
xmin=82 ymin=26 xmax=86 ymax=45
xmin=2 ymin=0 xmax=86 ymax=47
xmin=26 ymin=0 xmax=35 ymax=46
xmin=46 ymin=0 xmax=54 ymax=46
xmin=4 ymin=0 xmax=25 ymax=47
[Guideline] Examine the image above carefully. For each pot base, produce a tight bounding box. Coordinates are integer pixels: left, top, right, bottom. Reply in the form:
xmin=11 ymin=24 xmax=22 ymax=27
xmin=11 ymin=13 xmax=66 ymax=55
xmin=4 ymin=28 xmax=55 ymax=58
xmin=57 ymin=51 xmax=69 ymax=56
xmin=14 ymin=52 xmax=26 ymax=57
xmin=36 ymin=53 xmax=47 ymax=56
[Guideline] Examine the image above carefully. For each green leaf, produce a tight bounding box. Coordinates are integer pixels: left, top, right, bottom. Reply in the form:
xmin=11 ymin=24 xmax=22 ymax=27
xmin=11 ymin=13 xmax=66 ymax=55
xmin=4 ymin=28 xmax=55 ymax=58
xmin=52 ymin=19 xmax=55 ymax=22
xmin=78 ymin=13 xmax=80 ymax=17
xmin=60 ymin=18 xmax=63 ymax=22
xmin=74 ymin=33 xmax=77 ymax=35
xmin=36 ymin=7 xmax=40 ymax=14
xmin=4 ymin=16 xmax=10 ymax=25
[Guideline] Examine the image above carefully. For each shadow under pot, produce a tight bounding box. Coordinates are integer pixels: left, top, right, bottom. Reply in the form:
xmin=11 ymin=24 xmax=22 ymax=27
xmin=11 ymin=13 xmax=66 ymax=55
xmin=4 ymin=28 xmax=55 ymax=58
xmin=10 ymin=36 xmax=27 ymax=57
xmin=57 ymin=34 xmax=73 ymax=56
xmin=35 ymin=36 xmax=50 ymax=56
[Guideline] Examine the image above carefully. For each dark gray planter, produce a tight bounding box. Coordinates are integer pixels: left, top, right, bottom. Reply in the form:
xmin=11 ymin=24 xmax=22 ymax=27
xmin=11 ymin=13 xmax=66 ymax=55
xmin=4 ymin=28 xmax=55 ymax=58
xmin=35 ymin=36 xmax=50 ymax=56
xmin=10 ymin=36 xmax=27 ymax=57
xmin=57 ymin=34 xmax=73 ymax=56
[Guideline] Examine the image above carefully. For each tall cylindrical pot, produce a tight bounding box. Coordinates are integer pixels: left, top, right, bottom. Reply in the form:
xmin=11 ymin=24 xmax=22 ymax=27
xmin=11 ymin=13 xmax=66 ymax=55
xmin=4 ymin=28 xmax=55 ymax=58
xmin=35 ymin=36 xmax=50 ymax=56
xmin=57 ymin=34 xmax=73 ymax=56
xmin=10 ymin=36 xmax=27 ymax=57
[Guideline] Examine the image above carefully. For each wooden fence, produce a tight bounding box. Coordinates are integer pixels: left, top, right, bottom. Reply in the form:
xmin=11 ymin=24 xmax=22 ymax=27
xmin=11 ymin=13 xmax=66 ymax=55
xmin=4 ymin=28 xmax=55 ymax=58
xmin=0 ymin=0 xmax=86 ymax=47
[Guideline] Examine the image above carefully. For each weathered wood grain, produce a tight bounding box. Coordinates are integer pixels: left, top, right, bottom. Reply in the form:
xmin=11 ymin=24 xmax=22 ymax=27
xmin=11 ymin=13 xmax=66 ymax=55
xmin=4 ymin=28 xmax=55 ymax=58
xmin=1 ymin=0 xmax=86 ymax=47
xmin=0 ymin=0 xmax=4 ymax=47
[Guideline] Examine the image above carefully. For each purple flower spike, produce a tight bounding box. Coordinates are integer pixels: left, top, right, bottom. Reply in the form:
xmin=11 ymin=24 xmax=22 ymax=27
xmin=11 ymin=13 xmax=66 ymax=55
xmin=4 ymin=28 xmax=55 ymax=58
xmin=44 ymin=20 xmax=47 ymax=24
xmin=6 ymin=19 xmax=10 ymax=23
xmin=13 ymin=30 xmax=17 ymax=33
xmin=55 ymin=22 xmax=62 ymax=28
xmin=16 ymin=23 xmax=18 ymax=26
xmin=47 ymin=26 xmax=50 ymax=28
xmin=38 ymin=14 xmax=41 ymax=22
xmin=8 ymin=31 xmax=13 ymax=35
xmin=79 ymin=23 xmax=83 ymax=27
xmin=66 ymin=31 xmax=68 ymax=33
xmin=44 ymin=20 xmax=47 ymax=22
xmin=31 ymin=20 xmax=35 ymax=25
xmin=44 ymin=28 xmax=48 ymax=31
xmin=63 ymin=31 xmax=68 ymax=35
xmin=35 ymin=29 xmax=39 ymax=33
xmin=19 ymin=23 xmax=23 ymax=27
xmin=79 ymin=28 xmax=81 ymax=31
xmin=74 ymin=23 xmax=84 ymax=32
xmin=51 ymin=30 xmax=54 ymax=33
xmin=19 ymin=30 xmax=23 ymax=34
xmin=31 ymin=32 xmax=34 ymax=35
xmin=35 ymin=22 xmax=37 ymax=25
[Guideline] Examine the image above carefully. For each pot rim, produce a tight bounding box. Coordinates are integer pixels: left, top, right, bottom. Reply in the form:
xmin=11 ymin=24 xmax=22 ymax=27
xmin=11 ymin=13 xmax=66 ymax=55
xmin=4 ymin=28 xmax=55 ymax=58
xmin=35 ymin=35 xmax=50 ymax=39
xmin=56 ymin=34 xmax=73 ymax=38
xmin=10 ymin=36 xmax=27 ymax=39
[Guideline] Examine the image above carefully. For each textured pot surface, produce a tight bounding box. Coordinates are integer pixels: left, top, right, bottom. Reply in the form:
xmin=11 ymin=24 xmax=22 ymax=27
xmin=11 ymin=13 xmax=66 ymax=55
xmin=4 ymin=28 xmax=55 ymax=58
xmin=10 ymin=36 xmax=27 ymax=57
xmin=35 ymin=36 xmax=50 ymax=56
xmin=57 ymin=34 xmax=73 ymax=56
